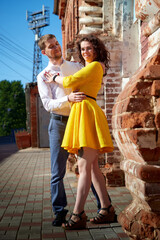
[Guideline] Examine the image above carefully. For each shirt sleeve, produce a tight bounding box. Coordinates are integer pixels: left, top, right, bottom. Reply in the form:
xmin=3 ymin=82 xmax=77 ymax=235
xmin=63 ymin=62 xmax=103 ymax=89
xmin=37 ymin=74 xmax=69 ymax=112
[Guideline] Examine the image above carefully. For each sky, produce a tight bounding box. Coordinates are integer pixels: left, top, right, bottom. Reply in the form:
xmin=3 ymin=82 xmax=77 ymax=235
xmin=0 ymin=0 xmax=62 ymax=88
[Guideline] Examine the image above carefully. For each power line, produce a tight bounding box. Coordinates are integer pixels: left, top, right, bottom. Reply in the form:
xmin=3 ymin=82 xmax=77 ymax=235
xmin=0 ymin=59 xmax=31 ymax=82
xmin=0 ymin=40 xmax=33 ymax=63
xmin=0 ymin=34 xmax=33 ymax=59
xmin=0 ymin=50 xmax=32 ymax=71
xmin=0 ymin=26 xmax=48 ymax=82
xmin=0 ymin=26 xmax=33 ymax=56
xmin=0 ymin=32 xmax=48 ymax=65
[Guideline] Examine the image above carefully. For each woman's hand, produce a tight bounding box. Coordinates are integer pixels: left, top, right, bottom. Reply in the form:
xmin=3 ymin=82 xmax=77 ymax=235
xmin=44 ymin=71 xmax=56 ymax=83
xmin=44 ymin=71 xmax=64 ymax=85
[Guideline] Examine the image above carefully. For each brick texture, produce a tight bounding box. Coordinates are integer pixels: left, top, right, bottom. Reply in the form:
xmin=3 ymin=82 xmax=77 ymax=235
xmin=114 ymin=41 xmax=160 ymax=240
xmin=30 ymin=84 xmax=39 ymax=147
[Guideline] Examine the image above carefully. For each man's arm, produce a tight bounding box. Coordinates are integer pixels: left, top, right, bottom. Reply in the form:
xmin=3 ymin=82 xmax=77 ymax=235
xmin=68 ymin=91 xmax=86 ymax=102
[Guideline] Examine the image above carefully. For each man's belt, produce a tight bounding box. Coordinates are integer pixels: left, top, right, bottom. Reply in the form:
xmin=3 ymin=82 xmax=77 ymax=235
xmin=50 ymin=113 xmax=68 ymax=122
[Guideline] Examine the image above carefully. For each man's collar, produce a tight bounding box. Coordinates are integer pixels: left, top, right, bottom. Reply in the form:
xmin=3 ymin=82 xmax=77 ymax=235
xmin=48 ymin=59 xmax=66 ymax=69
xmin=49 ymin=58 xmax=65 ymax=66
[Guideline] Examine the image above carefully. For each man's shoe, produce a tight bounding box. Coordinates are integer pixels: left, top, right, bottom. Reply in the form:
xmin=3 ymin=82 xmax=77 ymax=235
xmin=52 ymin=209 xmax=68 ymax=226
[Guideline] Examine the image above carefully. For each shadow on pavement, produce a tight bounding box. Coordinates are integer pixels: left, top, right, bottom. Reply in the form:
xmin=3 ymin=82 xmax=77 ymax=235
xmin=0 ymin=143 xmax=18 ymax=162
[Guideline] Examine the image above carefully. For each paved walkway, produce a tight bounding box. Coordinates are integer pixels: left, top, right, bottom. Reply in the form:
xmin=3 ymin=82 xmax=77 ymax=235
xmin=0 ymin=144 xmax=132 ymax=240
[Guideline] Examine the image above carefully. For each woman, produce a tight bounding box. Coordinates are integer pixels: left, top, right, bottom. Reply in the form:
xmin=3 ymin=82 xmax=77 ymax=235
xmin=45 ymin=35 xmax=116 ymax=230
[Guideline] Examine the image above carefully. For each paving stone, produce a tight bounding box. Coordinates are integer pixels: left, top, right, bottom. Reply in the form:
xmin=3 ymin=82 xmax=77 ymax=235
xmin=0 ymin=144 xmax=132 ymax=240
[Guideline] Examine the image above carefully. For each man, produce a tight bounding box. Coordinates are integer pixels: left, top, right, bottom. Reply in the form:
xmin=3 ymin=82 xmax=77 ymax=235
xmin=37 ymin=34 xmax=100 ymax=226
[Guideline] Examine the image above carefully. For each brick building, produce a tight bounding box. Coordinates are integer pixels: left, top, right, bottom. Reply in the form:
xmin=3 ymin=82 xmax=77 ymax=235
xmin=53 ymin=0 xmax=160 ymax=239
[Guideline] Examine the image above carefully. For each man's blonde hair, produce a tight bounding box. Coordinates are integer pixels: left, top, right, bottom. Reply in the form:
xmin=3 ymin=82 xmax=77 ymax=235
xmin=38 ymin=34 xmax=56 ymax=50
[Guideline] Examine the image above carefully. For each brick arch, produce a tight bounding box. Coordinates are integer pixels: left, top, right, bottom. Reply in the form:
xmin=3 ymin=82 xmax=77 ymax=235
xmin=112 ymin=47 xmax=160 ymax=239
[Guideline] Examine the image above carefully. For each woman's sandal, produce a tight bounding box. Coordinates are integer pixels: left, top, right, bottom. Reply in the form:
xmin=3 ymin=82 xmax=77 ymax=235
xmin=62 ymin=210 xmax=87 ymax=230
xmin=90 ymin=205 xmax=117 ymax=224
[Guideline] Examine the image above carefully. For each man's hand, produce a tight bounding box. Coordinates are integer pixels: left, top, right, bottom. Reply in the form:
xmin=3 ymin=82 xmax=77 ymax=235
xmin=68 ymin=92 xmax=86 ymax=102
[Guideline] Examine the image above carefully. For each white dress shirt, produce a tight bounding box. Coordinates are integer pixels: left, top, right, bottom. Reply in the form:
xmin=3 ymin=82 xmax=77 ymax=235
xmin=37 ymin=60 xmax=82 ymax=116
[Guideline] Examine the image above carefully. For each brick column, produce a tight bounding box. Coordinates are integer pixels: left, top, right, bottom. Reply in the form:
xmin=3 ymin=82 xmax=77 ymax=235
xmin=30 ymin=83 xmax=38 ymax=147
xmin=112 ymin=48 xmax=160 ymax=239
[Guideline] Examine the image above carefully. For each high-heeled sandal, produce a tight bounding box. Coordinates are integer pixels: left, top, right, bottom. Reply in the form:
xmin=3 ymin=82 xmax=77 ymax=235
xmin=90 ymin=205 xmax=117 ymax=224
xmin=62 ymin=210 xmax=87 ymax=230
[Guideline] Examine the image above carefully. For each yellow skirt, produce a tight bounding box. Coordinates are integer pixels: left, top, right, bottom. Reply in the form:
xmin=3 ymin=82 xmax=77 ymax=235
xmin=61 ymin=99 xmax=114 ymax=154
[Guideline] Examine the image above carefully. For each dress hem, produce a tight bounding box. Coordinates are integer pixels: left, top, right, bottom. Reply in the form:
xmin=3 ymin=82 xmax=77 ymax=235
xmin=62 ymin=145 xmax=114 ymax=155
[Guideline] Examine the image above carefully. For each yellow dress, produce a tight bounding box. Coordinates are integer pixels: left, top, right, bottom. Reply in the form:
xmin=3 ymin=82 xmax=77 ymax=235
xmin=61 ymin=61 xmax=114 ymax=154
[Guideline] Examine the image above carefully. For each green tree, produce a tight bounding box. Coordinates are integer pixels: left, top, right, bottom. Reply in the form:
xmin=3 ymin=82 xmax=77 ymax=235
xmin=0 ymin=80 xmax=26 ymax=136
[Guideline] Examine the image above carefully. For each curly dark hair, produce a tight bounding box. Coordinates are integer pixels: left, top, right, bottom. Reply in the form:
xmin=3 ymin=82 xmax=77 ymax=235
xmin=77 ymin=35 xmax=110 ymax=73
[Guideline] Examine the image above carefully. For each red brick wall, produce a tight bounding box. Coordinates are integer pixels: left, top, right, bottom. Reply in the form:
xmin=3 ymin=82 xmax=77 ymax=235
xmin=61 ymin=0 xmax=81 ymax=59
xmin=30 ymin=84 xmax=38 ymax=147
xmin=115 ymin=47 xmax=160 ymax=240
xmin=112 ymin=49 xmax=160 ymax=165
